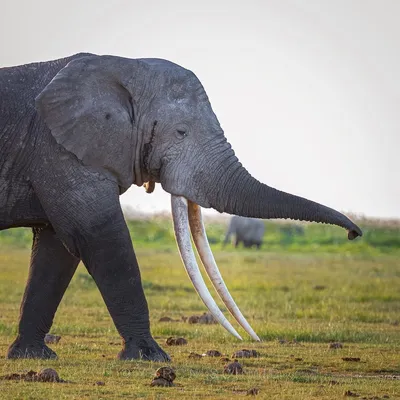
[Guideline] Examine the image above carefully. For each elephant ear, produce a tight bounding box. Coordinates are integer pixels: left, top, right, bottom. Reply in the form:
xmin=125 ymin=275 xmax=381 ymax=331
xmin=36 ymin=55 xmax=137 ymax=189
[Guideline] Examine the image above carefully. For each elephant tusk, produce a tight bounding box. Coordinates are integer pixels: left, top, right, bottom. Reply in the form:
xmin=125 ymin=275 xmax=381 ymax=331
xmin=187 ymin=201 xmax=261 ymax=342
xmin=171 ymin=195 xmax=242 ymax=340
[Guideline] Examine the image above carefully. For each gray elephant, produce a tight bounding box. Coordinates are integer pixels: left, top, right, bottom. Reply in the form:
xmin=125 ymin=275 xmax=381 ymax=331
xmin=224 ymin=216 xmax=265 ymax=249
xmin=0 ymin=53 xmax=362 ymax=361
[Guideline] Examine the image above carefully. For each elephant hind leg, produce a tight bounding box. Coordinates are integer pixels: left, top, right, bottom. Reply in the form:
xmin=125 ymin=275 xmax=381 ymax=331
xmin=7 ymin=226 xmax=80 ymax=359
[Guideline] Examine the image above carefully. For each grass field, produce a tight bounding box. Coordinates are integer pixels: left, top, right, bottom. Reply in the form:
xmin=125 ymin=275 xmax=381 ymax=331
xmin=0 ymin=218 xmax=399 ymax=399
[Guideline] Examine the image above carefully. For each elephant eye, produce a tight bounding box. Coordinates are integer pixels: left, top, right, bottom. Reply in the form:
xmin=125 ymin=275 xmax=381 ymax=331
xmin=177 ymin=129 xmax=187 ymax=137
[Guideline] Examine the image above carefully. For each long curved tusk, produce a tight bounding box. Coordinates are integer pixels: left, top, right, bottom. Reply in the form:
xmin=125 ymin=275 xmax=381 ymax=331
xmin=171 ymin=195 xmax=242 ymax=340
xmin=188 ymin=201 xmax=261 ymax=342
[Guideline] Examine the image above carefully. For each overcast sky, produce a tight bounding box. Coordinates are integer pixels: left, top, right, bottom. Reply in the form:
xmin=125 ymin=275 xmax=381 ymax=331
xmin=1 ymin=0 xmax=398 ymax=218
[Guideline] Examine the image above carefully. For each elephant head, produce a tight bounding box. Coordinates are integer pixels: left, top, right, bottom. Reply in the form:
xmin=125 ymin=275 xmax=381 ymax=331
xmin=36 ymin=54 xmax=362 ymax=341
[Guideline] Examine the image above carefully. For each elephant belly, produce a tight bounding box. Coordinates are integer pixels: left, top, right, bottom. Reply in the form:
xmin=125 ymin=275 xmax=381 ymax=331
xmin=0 ymin=177 xmax=48 ymax=230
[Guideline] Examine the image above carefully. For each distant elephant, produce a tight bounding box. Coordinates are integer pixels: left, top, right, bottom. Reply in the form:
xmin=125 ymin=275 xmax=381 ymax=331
xmin=0 ymin=53 xmax=362 ymax=361
xmin=224 ymin=216 xmax=265 ymax=249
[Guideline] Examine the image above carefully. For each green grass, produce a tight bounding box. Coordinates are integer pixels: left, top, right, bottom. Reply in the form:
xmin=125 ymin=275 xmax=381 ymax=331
xmin=2 ymin=216 xmax=400 ymax=255
xmin=0 ymin=219 xmax=399 ymax=399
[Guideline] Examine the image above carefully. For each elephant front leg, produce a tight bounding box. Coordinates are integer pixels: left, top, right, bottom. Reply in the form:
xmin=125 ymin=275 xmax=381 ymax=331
xmin=78 ymin=223 xmax=170 ymax=362
xmin=7 ymin=226 xmax=80 ymax=359
xmin=32 ymin=175 xmax=169 ymax=362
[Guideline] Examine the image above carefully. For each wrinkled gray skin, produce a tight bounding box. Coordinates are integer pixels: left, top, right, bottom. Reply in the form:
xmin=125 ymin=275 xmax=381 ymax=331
xmin=224 ymin=216 xmax=265 ymax=249
xmin=0 ymin=53 xmax=362 ymax=361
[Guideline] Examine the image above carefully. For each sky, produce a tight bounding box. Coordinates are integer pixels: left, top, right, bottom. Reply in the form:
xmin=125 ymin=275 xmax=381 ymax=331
xmin=1 ymin=0 xmax=398 ymax=219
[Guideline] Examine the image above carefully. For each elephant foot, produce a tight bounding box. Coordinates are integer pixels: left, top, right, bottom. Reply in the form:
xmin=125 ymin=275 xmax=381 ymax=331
xmin=7 ymin=338 xmax=57 ymax=359
xmin=118 ymin=336 xmax=170 ymax=362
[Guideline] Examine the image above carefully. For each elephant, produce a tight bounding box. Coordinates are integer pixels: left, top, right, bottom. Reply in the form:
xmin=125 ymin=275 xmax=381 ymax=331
xmin=224 ymin=216 xmax=265 ymax=249
xmin=0 ymin=53 xmax=362 ymax=361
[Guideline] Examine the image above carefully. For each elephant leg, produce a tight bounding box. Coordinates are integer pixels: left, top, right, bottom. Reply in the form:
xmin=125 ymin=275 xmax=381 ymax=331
xmin=84 ymin=243 xmax=170 ymax=362
xmin=31 ymin=174 xmax=170 ymax=362
xmin=72 ymin=213 xmax=169 ymax=361
xmin=7 ymin=226 xmax=79 ymax=359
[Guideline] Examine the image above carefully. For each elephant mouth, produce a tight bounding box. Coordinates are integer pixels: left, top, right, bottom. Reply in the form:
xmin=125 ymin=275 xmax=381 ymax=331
xmin=171 ymin=195 xmax=260 ymax=341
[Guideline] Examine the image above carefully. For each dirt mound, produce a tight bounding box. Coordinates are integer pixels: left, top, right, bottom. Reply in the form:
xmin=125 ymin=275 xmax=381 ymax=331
xmin=188 ymin=312 xmax=217 ymax=324
xmin=232 ymin=349 xmax=259 ymax=358
xmin=224 ymin=360 xmax=244 ymax=375
xmin=151 ymin=366 xmax=176 ymax=387
xmin=1 ymin=368 xmax=61 ymax=382
xmin=204 ymin=350 xmax=222 ymax=357
xmin=166 ymin=337 xmax=187 ymax=346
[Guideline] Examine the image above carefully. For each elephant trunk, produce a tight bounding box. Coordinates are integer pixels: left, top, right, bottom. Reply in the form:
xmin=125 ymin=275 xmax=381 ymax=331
xmin=210 ymin=156 xmax=362 ymax=240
